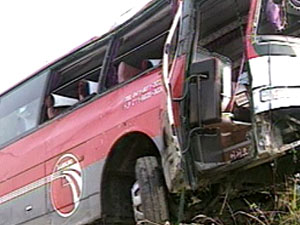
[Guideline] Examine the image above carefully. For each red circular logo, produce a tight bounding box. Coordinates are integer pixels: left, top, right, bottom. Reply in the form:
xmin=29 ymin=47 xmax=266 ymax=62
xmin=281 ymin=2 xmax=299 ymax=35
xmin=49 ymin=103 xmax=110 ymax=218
xmin=50 ymin=154 xmax=83 ymax=217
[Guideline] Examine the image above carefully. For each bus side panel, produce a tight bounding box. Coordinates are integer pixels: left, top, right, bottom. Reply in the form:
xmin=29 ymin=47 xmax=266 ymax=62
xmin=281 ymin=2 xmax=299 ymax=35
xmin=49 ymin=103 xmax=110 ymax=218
xmin=42 ymin=68 xmax=165 ymax=224
xmin=0 ymin=67 xmax=167 ymax=225
xmin=0 ymin=132 xmax=48 ymax=224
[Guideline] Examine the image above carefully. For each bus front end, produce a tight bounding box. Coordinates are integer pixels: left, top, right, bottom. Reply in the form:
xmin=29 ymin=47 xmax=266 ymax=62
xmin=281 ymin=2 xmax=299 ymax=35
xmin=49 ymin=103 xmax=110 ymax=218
xmin=176 ymin=0 xmax=300 ymax=192
xmin=248 ymin=0 xmax=300 ymax=158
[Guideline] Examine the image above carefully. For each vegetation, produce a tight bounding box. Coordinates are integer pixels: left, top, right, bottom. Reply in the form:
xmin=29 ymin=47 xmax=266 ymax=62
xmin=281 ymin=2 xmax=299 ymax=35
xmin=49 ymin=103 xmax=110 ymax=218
xmin=136 ymin=174 xmax=300 ymax=225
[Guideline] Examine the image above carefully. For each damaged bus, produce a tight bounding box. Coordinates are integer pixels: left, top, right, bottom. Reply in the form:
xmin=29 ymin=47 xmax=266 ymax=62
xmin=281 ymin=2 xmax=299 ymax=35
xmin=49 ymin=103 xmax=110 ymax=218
xmin=1 ymin=0 xmax=300 ymax=224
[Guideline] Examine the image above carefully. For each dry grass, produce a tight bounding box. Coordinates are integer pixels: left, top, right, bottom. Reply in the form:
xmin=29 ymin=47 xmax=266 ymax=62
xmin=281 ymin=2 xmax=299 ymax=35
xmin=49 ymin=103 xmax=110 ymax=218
xmin=137 ymin=177 xmax=300 ymax=224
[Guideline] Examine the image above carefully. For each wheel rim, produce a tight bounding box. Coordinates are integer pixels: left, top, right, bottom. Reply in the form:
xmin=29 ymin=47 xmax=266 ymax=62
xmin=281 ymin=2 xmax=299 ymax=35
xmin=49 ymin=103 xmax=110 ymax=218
xmin=131 ymin=181 xmax=145 ymax=222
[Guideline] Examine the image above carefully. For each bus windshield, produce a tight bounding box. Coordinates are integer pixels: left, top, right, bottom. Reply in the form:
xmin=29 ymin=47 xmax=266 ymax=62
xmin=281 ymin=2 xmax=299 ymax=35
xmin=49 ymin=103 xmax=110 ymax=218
xmin=257 ymin=0 xmax=300 ymax=37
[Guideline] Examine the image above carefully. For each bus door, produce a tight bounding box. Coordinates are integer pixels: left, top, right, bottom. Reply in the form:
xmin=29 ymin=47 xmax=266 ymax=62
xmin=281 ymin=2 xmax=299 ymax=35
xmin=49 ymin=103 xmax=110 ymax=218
xmin=180 ymin=0 xmax=253 ymax=185
xmin=161 ymin=0 xmax=188 ymax=192
xmin=0 ymin=71 xmax=49 ymax=224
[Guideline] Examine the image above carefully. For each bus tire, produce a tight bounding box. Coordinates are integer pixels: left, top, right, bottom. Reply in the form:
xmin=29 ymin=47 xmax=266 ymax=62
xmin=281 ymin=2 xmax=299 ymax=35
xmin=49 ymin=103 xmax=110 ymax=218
xmin=131 ymin=156 xmax=170 ymax=224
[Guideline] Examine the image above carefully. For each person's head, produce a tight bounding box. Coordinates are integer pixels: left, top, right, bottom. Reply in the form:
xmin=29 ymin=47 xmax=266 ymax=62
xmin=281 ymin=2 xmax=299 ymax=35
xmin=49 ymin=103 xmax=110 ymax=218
xmin=78 ymin=80 xmax=89 ymax=100
xmin=45 ymin=95 xmax=54 ymax=108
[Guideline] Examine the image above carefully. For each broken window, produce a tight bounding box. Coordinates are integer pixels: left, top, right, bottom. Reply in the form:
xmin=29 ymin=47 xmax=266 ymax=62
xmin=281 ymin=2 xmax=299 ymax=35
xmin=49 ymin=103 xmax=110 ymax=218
xmin=42 ymin=40 xmax=108 ymax=121
xmin=112 ymin=3 xmax=174 ymax=83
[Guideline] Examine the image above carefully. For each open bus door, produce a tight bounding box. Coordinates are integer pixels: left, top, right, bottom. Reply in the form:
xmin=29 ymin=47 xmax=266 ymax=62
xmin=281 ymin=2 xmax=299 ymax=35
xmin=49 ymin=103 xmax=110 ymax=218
xmin=161 ymin=0 xmax=237 ymax=192
xmin=161 ymin=0 xmax=190 ymax=192
xmin=173 ymin=0 xmax=254 ymax=190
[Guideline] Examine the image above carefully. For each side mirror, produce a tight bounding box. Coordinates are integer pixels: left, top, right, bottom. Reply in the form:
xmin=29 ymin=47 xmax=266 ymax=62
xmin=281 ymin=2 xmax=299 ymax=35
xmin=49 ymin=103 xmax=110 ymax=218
xmin=189 ymin=57 xmax=232 ymax=126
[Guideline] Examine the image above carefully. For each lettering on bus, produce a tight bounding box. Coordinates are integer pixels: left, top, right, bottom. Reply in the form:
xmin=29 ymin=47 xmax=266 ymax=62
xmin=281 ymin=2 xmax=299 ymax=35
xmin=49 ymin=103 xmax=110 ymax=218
xmin=123 ymin=80 xmax=163 ymax=109
xmin=50 ymin=153 xmax=83 ymax=217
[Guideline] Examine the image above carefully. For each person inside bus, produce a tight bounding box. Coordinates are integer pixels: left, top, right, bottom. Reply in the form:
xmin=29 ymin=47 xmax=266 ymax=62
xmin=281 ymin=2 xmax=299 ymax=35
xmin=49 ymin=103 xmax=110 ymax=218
xmin=266 ymin=0 xmax=286 ymax=32
xmin=78 ymin=79 xmax=99 ymax=100
xmin=78 ymin=80 xmax=90 ymax=101
xmin=45 ymin=93 xmax=79 ymax=120
xmin=45 ymin=95 xmax=63 ymax=119
xmin=259 ymin=0 xmax=287 ymax=34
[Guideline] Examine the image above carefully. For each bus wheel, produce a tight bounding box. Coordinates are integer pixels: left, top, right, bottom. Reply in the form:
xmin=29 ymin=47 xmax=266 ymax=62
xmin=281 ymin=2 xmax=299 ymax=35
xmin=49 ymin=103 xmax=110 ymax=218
xmin=131 ymin=156 xmax=170 ymax=224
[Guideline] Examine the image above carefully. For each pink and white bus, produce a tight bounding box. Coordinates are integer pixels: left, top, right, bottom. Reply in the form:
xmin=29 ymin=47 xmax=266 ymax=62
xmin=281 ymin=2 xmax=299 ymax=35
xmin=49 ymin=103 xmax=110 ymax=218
xmin=1 ymin=0 xmax=300 ymax=224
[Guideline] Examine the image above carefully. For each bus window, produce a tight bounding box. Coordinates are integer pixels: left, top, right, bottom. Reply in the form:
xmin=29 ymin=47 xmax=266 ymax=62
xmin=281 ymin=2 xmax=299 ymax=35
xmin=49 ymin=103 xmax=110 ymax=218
xmin=112 ymin=11 xmax=173 ymax=84
xmin=257 ymin=0 xmax=300 ymax=36
xmin=42 ymin=43 xmax=108 ymax=121
xmin=113 ymin=33 xmax=166 ymax=83
xmin=0 ymin=70 xmax=49 ymax=147
xmin=117 ymin=60 xmax=154 ymax=83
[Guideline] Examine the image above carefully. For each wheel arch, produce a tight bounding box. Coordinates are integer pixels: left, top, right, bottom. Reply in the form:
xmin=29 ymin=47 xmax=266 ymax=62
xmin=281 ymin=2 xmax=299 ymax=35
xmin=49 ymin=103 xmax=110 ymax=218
xmin=100 ymin=131 xmax=163 ymax=223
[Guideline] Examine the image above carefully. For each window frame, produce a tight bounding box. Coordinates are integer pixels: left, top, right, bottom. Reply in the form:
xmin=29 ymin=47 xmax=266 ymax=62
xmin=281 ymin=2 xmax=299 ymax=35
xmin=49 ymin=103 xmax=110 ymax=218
xmin=0 ymin=69 xmax=50 ymax=149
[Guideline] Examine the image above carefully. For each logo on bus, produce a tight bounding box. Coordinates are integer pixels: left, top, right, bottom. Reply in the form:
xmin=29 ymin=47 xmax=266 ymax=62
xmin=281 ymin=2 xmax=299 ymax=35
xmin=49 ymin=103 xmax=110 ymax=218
xmin=50 ymin=153 xmax=83 ymax=217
